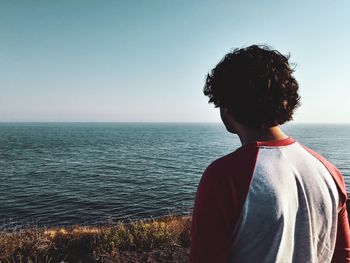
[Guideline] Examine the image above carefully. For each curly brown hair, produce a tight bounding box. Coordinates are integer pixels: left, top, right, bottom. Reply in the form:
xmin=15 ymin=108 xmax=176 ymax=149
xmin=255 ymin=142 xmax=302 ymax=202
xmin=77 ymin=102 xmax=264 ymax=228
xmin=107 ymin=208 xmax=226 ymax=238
xmin=204 ymin=45 xmax=301 ymax=129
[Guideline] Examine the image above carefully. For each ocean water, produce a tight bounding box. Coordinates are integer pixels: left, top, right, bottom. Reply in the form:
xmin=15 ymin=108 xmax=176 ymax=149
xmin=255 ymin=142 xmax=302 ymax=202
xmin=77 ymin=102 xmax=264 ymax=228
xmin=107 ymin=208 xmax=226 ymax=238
xmin=0 ymin=123 xmax=349 ymax=229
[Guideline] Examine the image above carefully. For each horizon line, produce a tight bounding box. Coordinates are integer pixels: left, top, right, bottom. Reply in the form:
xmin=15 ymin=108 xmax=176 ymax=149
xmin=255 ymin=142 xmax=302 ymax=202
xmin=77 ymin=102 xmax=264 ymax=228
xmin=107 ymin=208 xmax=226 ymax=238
xmin=0 ymin=121 xmax=350 ymax=125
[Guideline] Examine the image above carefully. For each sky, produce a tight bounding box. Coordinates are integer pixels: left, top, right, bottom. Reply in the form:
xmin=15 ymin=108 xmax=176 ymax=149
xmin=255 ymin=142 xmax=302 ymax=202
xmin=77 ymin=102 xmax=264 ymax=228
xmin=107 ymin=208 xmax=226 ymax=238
xmin=1 ymin=1 xmax=349 ymax=123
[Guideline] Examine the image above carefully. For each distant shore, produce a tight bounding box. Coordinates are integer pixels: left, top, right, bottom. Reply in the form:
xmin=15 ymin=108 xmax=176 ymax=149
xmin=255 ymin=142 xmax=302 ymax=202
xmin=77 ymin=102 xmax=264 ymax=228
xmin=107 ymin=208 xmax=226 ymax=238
xmin=0 ymin=215 xmax=191 ymax=263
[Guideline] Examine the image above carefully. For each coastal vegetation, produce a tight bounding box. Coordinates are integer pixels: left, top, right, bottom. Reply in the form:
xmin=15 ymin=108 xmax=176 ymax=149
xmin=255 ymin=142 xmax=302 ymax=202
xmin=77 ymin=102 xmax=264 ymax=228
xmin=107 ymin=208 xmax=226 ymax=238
xmin=0 ymin=215 xmax=191 ymax=263
xmin=2 ymin=202 xmax=349 ymax=262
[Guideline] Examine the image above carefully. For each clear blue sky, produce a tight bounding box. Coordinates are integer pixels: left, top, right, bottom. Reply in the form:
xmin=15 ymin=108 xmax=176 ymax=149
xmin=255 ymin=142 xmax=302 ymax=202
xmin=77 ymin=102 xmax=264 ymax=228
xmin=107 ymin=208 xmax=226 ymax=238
xmin=1 ymin=1 xmax=349 ymax=123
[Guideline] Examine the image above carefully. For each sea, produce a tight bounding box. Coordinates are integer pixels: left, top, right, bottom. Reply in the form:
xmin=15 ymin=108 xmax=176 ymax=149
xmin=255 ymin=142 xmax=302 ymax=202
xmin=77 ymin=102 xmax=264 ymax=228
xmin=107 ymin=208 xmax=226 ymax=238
xmin=0 ymin=123 xmax=349 ymax=230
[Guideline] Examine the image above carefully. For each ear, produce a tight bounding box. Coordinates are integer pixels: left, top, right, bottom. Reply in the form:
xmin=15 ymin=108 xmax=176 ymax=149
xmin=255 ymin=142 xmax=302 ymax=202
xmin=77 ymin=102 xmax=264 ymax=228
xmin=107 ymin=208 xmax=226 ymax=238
xmin=220 ymin=107 xmax=235 ymax=120
xmin=220 ymin=107 xmax=238 ymax=134
xmin=220 ymin=107 xmax=229 ymax=114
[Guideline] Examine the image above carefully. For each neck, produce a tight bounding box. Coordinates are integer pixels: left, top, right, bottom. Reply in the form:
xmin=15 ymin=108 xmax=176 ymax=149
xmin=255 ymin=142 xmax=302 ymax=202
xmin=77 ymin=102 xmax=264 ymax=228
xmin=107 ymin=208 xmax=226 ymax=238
xmin=238 ymin=126 xmax=288 ymax=146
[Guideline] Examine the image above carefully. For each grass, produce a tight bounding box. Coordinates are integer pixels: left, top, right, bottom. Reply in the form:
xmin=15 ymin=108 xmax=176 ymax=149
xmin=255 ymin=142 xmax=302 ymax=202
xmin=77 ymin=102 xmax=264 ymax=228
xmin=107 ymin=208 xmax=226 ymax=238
xmin=3 ymin=202 xmax=348 ymax=262
xmin=0 ymin=215 xmax=191 ymax=263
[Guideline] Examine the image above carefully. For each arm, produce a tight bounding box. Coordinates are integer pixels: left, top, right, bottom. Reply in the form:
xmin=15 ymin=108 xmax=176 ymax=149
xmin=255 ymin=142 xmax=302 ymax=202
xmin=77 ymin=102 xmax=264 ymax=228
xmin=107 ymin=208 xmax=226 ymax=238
xmin=331 ymin=201 xmax=350 ymax=262
xmin=189 ymin=166 xmax=235 ymax=263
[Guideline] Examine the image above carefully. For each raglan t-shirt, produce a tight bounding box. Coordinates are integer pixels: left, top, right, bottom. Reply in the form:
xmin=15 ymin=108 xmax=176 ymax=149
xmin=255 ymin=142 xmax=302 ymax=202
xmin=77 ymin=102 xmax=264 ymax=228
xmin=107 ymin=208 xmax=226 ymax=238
xmin=189 ymin=137 xmax=350 ymax=263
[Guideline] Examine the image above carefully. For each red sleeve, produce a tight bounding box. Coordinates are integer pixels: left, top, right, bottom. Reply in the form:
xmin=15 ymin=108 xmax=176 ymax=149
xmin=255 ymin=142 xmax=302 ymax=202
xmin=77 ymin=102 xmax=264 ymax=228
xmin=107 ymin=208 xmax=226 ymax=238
xmin=189 ymin=145 xmax=259 ymax=263
xmin=189 ymin=165 xmax=235 ymax=263
xmin=332 ymin=202 xmax=350 ymax=263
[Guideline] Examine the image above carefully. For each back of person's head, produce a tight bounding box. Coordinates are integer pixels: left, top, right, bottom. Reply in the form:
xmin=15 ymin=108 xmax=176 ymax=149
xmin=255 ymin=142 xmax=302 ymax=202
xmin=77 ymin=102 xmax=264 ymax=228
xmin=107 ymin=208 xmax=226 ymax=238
xmin=204 ymin=44 xmax=301 ymax=129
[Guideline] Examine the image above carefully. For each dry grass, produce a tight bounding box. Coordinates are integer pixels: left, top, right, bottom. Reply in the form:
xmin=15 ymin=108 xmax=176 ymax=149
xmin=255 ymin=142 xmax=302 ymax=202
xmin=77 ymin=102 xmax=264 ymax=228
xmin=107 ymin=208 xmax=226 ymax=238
xmin=0 ymin=215 xmax=191 ymax=263
xmin=2 ymin=202 xmax=349 ymax=262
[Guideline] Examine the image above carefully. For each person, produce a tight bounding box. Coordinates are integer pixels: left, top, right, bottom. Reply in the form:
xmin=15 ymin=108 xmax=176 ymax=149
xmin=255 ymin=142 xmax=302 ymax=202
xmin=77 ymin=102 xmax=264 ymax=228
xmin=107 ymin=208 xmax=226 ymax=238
xmin=189 ymin=45 xmax=350 ymax=263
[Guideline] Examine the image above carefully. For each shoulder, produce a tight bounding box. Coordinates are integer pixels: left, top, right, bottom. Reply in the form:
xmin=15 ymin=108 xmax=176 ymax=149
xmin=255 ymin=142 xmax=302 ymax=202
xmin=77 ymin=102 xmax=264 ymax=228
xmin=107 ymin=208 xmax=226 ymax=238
xmin=299 ymin=142 xmax=347 ymax=206
xmin=299 ymin=142 xmax=343 ymax=177
xmin=209 ymin=143 xmax=259 ymax=171
xmin=195 ymin=144 xmax=261 ymax=224
xmin=202 ymin=143 xmax=260 ymax=185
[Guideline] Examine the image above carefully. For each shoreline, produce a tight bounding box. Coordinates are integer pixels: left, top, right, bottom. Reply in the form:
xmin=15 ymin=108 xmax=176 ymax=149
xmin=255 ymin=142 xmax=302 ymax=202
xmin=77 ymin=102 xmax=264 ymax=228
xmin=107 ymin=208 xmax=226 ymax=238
xmin=0 ymin=211 xmax=193 ymax=232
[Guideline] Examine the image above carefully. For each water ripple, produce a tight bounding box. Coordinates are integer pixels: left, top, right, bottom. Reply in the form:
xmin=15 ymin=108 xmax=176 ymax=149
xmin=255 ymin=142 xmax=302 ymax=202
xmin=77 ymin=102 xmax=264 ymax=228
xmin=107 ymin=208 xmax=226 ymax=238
xmin=0 ymin=123 xmax=349 ymax=228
